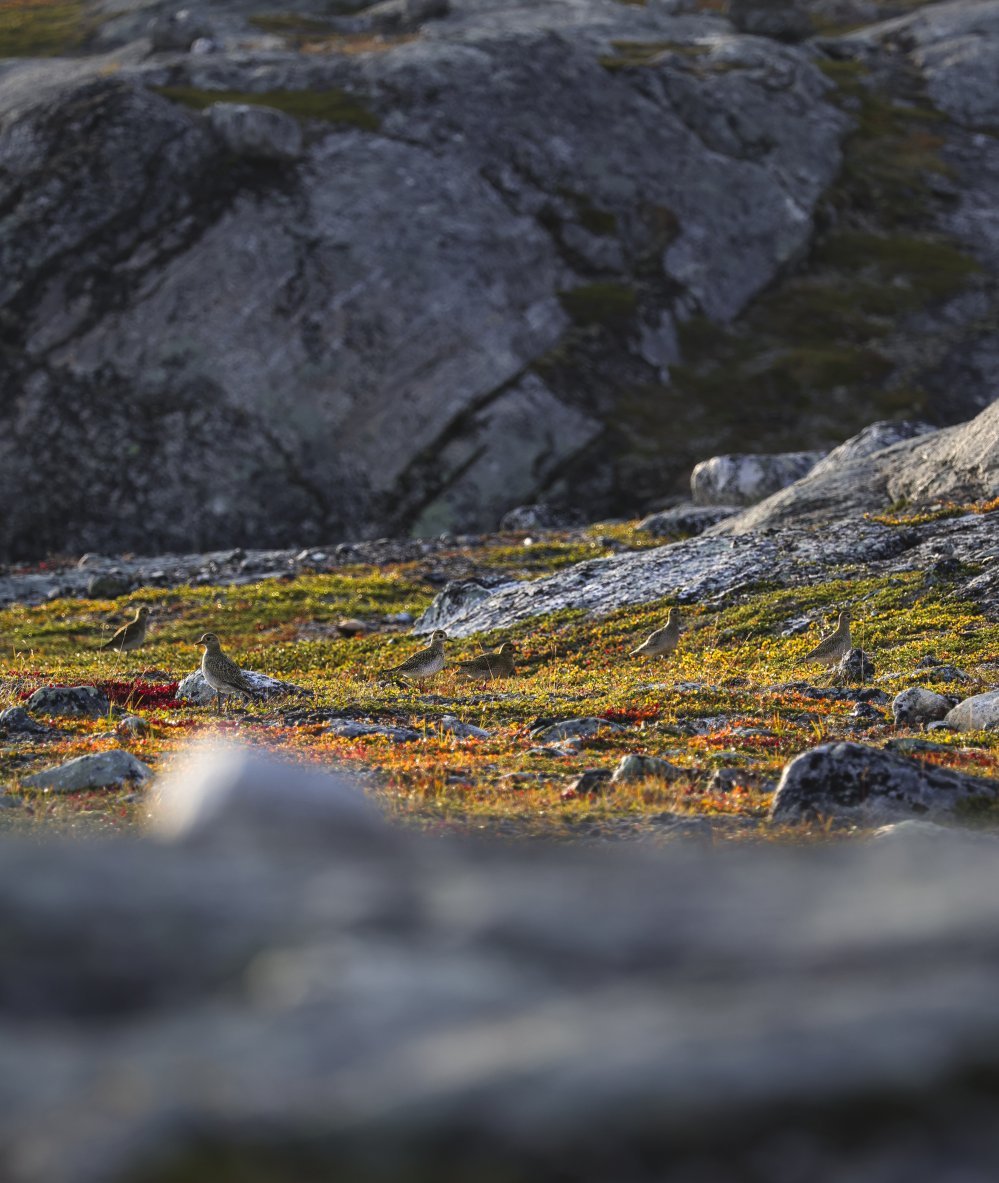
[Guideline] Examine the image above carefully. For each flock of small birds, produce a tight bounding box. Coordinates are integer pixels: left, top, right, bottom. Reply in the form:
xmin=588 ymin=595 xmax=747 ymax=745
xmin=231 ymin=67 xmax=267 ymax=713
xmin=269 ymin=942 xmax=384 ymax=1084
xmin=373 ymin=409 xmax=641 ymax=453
xmin=97 ymin=604 xmax=855 ymax=711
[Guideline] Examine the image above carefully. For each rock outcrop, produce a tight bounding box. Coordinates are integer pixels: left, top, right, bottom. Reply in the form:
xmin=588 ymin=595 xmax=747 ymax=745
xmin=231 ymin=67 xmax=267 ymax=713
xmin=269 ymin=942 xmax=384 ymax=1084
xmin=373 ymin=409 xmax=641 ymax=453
xmin=714 ymin=404 xmax=999 ymax=534
xmin=415 ymin=484 xmax=999 ymax=635
xmin=5 ymin=0 xmax=998 ymax=559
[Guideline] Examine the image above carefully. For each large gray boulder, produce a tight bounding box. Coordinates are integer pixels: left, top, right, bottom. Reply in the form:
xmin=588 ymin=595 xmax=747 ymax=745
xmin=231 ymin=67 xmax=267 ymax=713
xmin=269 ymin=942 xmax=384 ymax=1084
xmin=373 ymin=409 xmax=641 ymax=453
xmin=5 ymin=739 xmax=999 ymax=1181
xmin=0 ymin=2 xmax=849 ymax=560
xmin=944 ymin=690 xmax=999 ymax=732
xmin=770 ymin=741 xmax=999 ymax=824
xmin=26 ymin=685 xmax=112 ymax=718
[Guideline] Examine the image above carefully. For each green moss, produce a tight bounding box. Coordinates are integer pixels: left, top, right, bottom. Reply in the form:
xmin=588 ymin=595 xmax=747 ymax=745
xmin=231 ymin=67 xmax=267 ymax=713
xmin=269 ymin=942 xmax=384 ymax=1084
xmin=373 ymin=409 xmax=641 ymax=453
xmin=153 ymin=86 xmax=380 ymax=131
xmin=815 ymin=231 xmax=982 ymax=297
xmin=577 ymin=202 xmax=618 ymax=237
xmin=558 ymin=282 xmax=637 ymax=330
xmin=0 ymin=1 xmax=89 ymax=57
xmin=599 ymin=39 xmax=711 ymax=71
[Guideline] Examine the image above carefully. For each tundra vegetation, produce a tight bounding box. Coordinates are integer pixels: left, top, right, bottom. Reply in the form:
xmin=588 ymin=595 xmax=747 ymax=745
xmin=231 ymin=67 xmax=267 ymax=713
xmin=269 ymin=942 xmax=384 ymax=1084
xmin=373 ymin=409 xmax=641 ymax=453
xmin=3 ymin=509 xmax=998 ymax=841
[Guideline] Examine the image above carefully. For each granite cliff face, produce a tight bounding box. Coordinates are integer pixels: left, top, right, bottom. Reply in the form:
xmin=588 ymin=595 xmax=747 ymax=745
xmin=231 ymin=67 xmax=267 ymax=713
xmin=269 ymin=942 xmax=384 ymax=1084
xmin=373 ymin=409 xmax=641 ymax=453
xmin=0 ymin=0 xmax=997 ymax=559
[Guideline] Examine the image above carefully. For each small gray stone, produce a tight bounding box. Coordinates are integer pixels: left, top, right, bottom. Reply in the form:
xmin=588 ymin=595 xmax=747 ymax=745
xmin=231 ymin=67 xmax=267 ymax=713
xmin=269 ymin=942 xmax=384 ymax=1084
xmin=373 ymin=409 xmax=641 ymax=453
xmin=26 ymin=685 xmax=111 ymax=719
xmin=562 ymin=768 xmax=612 ymax=799
xmin=892 ymin=688 xmax=953 ymax=727
xmin=0 ymin=707 xmax=49 ymax=734
xmin=86 ymin=571 xmax=131 ymax=599
xmin=837 ymin=648 xmax=874 ymax=684
xmin=324 ymin=720 xmax=421 ymax=743
xmin=207 ymin=104 xmax=303 ymax=164
xmin=707 ymin=767 xmax=775 ymax=794
xmin=915 ymin=664 xmax=971 ymax=684
xmin=870 ymin=820 xmax=999 ymax=847
xmin=116 ymin=715 xmax=150 ymax=737
xmin=847 ymin=702 xmax=885 ymax=728
xmin=435 ymin=716 xmax=492 ymax=740
xmin=499 ymin=504 xmax=583 ymax=532
xmin=611 ymin=754 xmax=685 ymax=785
xmin=150 ymin=8 xmax=212 ymax=52
xmin=530 ymin=717 xmax=624 ymax=742
xmin=636 ymin=505 xmax=738 ymax=538
xmin=527 ymin=744 xmax=580 ymax=759
xmin=23 ymin=750 xmax=152 ymax=793
xmin=150 ymin=742 xmax=387 ymax=849
xmin=690 ymin=450 xmax=824 ymax=507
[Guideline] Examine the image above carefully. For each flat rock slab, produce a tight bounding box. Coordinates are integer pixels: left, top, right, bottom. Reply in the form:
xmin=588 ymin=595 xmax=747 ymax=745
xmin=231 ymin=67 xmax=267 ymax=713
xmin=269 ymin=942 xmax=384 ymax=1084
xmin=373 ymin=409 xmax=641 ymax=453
xmin=324 ymin=720 xmax=421 ymax=743
xmin=771 ymin=741 xmax=999 ymax=825
xmin=530 ymin=717 xmax=625 ymax=742
xmin=25 ymin=685 xmax=111 ymax=718
xmin=22 ymin=749 xmax=152 ymax=793
xmin=176 ymin=668 xmax=308 ymax=705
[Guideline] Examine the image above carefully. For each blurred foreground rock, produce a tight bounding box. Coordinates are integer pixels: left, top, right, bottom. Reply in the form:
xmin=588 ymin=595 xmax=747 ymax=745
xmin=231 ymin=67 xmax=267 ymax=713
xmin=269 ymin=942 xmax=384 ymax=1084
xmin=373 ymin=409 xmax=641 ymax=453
xmin=5 ymin=742 xmax=999 ymax=1181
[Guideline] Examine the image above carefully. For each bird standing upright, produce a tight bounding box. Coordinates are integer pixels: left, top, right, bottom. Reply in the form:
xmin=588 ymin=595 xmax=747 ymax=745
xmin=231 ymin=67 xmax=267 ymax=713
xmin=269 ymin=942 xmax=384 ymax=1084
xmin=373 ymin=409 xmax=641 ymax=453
xmin=377 ymin=630 xmax=447 ymax=685
xmin=455 ymin=641 xmax=516 ymax=681
xmin=799 ymin=610 xmax=852 ymax=669
xmin=630 ymin=607 xmax=681 ymax=659
xmin=198 ymin=632 xmax=263 ymax=710
xmin=100 ymin=606 xmax=150 ymax=652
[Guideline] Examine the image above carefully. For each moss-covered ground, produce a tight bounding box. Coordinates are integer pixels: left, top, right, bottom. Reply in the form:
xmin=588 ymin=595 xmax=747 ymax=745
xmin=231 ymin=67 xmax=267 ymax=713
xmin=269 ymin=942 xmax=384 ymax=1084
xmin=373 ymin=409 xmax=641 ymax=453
xmin=2 ymin=520 xmax=997 ymax=844
xmin=0 ymin=0 xmax=89 ymax=57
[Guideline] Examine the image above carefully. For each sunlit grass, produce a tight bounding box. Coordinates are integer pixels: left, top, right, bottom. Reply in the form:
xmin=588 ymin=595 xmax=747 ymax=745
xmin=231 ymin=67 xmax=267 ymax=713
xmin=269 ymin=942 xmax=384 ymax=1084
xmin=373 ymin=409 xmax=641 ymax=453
xmin=2 ymin=533 xmax=996 ymax=842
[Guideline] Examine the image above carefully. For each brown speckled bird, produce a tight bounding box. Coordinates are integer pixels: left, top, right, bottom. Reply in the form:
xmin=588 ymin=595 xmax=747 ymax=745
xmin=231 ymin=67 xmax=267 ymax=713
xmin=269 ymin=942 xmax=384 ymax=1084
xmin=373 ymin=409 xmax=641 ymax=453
xmin=100 ymin=606 xmax=150 ymax=652
xmin=455 ymin=641 xmax=515 ymax=681
xmin=198 ymin=632 xmax=263 ymax=709
xmin=630 ymin=607 xmax=681 ymax=659
xmin=799 ymin=610 xmax=852 ymax=668
xmin=378 ymin=630 xmax=447 ymax=684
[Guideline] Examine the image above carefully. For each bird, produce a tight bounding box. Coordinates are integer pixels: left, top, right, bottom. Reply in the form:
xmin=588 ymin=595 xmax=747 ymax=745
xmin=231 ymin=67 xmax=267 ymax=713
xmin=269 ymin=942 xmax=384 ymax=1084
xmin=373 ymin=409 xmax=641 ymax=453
xmin=100 ymin=606 xmax=150 ymax=652
xmin=198 ymin=632 xmax=264 ymax=710
xmin=798 ymin=610 xmax=852 ymax=668
xmin=377 ymin=630 xmax=447 ymax=684
xmin=455 ymin=641 xmax=515 ymax=681
xmin=630 ymin=607 xmax=681 ymax=659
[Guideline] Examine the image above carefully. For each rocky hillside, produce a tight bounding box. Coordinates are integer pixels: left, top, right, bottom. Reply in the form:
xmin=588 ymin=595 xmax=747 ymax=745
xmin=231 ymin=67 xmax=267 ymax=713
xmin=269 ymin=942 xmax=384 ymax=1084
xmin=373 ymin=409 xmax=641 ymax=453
xmin=1 ymin=0 xmax=998 ymax=561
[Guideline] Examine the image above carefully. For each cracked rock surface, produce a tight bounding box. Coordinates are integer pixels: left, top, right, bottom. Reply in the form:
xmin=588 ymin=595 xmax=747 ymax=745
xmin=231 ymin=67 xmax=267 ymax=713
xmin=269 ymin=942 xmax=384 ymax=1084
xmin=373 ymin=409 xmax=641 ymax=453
xmin=0 ymin=0 xmax=849 ymax=558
